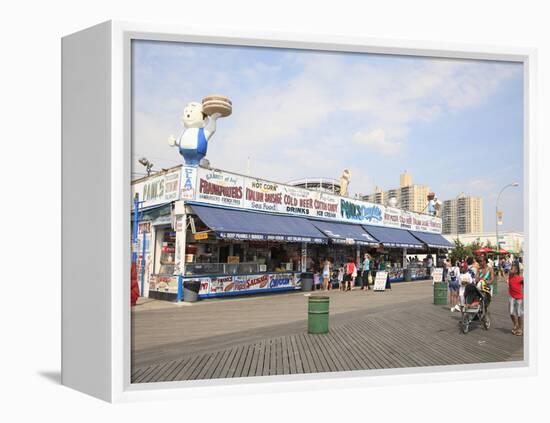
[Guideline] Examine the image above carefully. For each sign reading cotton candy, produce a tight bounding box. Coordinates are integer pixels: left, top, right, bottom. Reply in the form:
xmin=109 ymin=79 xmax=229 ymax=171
xmin=169 ymin=95 xmax=232 ymax=166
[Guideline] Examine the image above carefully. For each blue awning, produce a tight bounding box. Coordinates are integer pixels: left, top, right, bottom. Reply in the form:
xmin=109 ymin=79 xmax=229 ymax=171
xmin=362 ymin=225 xmax=424 ymax=248
xmin=309 ymin=220 xmax=379 ymax=245
xmin=190 ymin=204 xmax=328 ymax=244
xmin=409 ymin=231 xmax=454 ymax=249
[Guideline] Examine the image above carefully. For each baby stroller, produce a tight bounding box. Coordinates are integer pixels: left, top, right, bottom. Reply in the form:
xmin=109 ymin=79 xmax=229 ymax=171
xmin=460 ymin=282 xmax=491 ymax=334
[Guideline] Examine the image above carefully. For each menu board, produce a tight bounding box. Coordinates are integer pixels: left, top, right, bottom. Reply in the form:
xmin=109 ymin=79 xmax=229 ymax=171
xmin=432 ymin=267 xmax=444 ymax=283
xmin=374 ymin=271 xmax=388 ymax=291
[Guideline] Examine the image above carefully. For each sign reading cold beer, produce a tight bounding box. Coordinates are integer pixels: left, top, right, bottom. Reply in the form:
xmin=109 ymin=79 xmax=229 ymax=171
xmin=243 ymin=176 xmax=339 ymax=219
xmin=132 ymin=166 xmax=443 ymax=233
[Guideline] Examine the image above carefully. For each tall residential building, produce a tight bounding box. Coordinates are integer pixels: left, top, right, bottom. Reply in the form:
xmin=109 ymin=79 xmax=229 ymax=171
xmin=400 ymin=170 xmax=412 ymax=188
xmin=362 ymin=172 xmax=430 ymax=213
xmin=442 ymin=194 xmax=483 ymax=235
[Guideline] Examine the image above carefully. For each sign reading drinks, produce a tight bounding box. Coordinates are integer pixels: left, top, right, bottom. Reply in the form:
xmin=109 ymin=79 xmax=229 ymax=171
xmin=132 ymin=166 xmax=442 ymax=234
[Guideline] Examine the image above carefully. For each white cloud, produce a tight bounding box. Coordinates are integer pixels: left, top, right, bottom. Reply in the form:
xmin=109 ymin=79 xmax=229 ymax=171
xmin=352 ymin=128 xmax=402 ymax=155
xmin=133 ymin=45 xmax=521 ymax=196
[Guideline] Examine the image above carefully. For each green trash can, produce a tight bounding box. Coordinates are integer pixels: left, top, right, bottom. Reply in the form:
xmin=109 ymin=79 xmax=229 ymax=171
xmin=308 ymin=296 xmax=329 ymax=334
xmin=433 ymin=282 xmax=448 ymax=305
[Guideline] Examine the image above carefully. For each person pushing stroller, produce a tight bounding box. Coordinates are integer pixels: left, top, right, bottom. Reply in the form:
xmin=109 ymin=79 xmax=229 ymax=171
xmin=460 ymin=269 xmax=492 ymax=333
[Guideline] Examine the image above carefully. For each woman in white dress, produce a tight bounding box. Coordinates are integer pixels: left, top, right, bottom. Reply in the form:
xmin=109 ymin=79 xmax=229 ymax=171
xmin=322 ymin=258 xmax=332 ymax=291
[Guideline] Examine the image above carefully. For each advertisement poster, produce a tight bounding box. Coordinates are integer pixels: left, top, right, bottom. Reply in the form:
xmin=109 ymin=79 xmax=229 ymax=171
xmin=432 ymin=267 xmax=444 ymax=283
xmin=374 ymin=271 xmax=388 ymax=291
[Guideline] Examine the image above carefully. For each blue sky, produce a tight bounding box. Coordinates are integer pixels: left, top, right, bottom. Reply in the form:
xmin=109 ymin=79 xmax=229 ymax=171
xmin=132 ymin=40 xmax=524 ymax=232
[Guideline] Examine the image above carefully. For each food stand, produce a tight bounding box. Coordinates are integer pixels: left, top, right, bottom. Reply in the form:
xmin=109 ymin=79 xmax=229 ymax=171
xmin=132 ymin=165 xmax=451 ymax=300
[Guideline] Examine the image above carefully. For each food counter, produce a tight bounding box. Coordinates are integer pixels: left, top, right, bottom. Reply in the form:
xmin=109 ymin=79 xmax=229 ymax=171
xmin=148 ymin=270 xmax=302 ymax=300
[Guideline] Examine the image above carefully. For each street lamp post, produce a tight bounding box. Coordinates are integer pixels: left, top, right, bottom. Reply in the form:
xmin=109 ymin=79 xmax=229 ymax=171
xmin=495 ymin=182 xmax=519 ymax=272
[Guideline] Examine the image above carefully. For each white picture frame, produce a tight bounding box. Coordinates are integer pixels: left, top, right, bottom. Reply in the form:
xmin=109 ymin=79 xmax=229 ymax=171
xmin=61 ymin=20 xmax=537 ymax=403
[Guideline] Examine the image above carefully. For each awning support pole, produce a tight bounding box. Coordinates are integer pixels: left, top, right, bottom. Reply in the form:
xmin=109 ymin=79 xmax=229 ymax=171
xmin=176 ymin=274 xmax=183 ymax=302
xmin=174 ymin=200 xmax=187 ymax=302
xmin=301 ymin=242 xmax=307 ymax=272
xmin=140 ymin=232 xmax=147 ymax=296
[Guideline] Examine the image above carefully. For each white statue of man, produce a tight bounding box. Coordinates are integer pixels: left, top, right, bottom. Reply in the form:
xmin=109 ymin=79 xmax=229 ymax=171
xmin=168 ymin=102 xmax=221 ymax=166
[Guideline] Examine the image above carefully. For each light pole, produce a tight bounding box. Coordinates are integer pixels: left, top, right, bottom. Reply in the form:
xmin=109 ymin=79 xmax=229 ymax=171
xmin=496 ymin=182 xmax=519 ymax=268
xmin=138 ymin=157 xmax=154 ymax=176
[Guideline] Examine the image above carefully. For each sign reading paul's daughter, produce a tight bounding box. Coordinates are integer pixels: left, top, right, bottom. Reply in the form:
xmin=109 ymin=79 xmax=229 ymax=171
xmin=168 ymin=95 xmax=232 ymax=166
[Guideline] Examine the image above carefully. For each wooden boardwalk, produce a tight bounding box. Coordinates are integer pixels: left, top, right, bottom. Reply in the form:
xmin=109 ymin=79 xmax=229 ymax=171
xmin=131 ymin=282 xmax=523 ymax=384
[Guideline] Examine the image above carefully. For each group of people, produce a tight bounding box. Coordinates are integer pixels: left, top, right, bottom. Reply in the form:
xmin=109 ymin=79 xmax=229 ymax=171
xmin=317 ymin=253 xmax=391 ymax=292
xmin=444 ymin=254 xmax=524 ymax=336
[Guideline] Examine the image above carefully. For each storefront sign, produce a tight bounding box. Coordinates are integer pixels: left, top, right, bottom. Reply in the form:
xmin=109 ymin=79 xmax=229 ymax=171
xmin=194 ymin=231 xmax=209 ymax=240
xmin=340 ymin=198 xmax=384 ymax=224
xmin=134 ymin=166 xmax=442 ymax=233
xmin=196 ymin=168 xmax=244 ymax=207
xmin=180 ymin=166 xmax=197 ymax=200
xmin=132 ymin=168 xmax=181 ymax=208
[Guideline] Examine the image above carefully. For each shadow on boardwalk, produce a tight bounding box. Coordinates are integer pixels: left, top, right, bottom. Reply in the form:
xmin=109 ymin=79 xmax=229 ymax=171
xmin=131 ymin=282 xmax=524 ymax=384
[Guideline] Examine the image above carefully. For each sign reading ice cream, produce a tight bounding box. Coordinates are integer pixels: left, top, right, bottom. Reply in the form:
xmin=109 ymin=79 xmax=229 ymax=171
xmin=133 ymin=166 xmax=443 ymax=233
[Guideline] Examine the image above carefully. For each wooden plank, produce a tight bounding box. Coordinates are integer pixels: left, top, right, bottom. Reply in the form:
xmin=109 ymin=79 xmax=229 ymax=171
xmin=196 ymin=350 xmax=223 ymax=380
xmin=152 ymin=359 xmax=185 ymax=382
xmin=234 ymin=343 xmax=253 ymax=378
xmin=283 ymin=336 xmax=296 ymax=374
xmin=309 ymin=332 xmax=338 ymax=373
xmin=134 ymin=360 xmax=170 ymax=384
xmin=262 ymin=338 xmax=271 ymax=377
xmin=186 ymin=353 xmax=212 ymax=380
xmin=297 ymin=333 xmax=315 ymax=373
xmin=226 ymin=345 xmax=245 ymax=378
xmin=323 ymin=332 xmax=352 ymax=372
xmin=252 ymin=340 xmax=266 ymax=377
xmin=329 ymin=324 xmax=379 ymax=370
xmin=169 ymin=354 xmax=200 ymax=381
xmin=337 ymin=323 xmax=393 ymax=369
xmin=288 ymin=335 xmax=304 ymax=374
xmin=131 ymin=280 xmax=524 ymax=383
xmin=210 ymin=348 xmax=233 ymax=380
xmin=217 ymin=346 xmax=239 ymax=379
xmin=269 ymin=338 xmax=277 ymax=376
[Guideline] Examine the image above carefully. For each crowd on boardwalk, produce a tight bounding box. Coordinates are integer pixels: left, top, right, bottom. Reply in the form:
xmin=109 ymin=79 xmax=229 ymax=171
xmin=444 ymin=254 xmax=524 ymax=336
xmin=314 ymin=253 xmax=398 ymax=292
xmin=310 ymin=252 xmax=524 ymax=337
